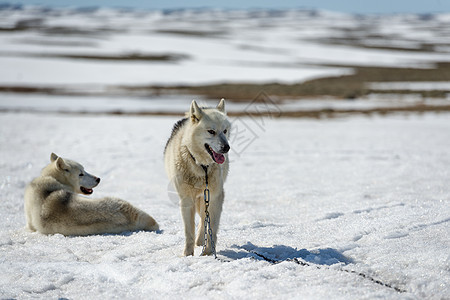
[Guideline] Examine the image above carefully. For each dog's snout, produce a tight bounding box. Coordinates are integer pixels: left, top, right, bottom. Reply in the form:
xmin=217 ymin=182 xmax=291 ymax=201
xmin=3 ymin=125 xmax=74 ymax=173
xmin=96 ymin=177 xmax=101 ymax=184
xmin=222 ymin=144 xmax=230 ymax=153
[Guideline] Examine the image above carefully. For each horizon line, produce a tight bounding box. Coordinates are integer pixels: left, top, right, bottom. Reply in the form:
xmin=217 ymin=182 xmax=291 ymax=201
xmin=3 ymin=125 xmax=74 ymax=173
xmin=0 ymin=2 xmax=448 ymax=16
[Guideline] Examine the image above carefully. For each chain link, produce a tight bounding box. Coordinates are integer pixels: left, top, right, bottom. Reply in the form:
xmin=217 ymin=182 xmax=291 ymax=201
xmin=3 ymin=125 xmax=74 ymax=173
xmin=201 ymin=165 xmax=216 ymax=258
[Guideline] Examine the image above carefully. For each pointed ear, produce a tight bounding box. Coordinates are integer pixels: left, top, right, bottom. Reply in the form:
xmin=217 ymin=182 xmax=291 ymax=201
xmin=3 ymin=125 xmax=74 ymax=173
xmin=217 ymin=98 xmax=226 ymax=113
xmin=50 ymin=153 xmax=59 ymax=162
xmin=190 ymin=100 xmax=203 ymax=123
xmin=55 ymin=157 xmax=69 ymax=171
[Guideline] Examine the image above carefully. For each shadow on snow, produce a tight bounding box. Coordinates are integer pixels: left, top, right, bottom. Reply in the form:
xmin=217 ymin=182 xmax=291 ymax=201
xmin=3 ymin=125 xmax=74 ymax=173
xmin=219 ymin=242 xmax=353 ymax=265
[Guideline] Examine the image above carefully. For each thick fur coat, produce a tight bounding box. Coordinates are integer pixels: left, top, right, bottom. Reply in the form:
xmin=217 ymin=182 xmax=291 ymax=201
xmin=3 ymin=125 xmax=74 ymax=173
xmin=24 ymin=153 xmax=159 ymax=236
xmin=164 ymin=99 xmax=231 ymax=256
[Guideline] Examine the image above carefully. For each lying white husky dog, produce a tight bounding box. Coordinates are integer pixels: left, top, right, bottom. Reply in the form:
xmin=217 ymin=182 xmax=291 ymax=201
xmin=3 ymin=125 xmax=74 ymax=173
xmin=24 ymin=153 xmax=159 ymax=236
xmin=164 ymin=99 xmax=231 ymax=256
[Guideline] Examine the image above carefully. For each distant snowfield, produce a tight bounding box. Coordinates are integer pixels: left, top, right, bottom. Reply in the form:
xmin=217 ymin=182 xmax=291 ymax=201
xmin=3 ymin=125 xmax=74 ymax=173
xmin=0 ymin=112 xmax=449 ymax=298
xmin=369 ymin=82 xmax=450 ymax=91
xmin=0 ymin=7 xmax=449 ymax=88
xmin=1 ymin=92 xmax=449 ymax=115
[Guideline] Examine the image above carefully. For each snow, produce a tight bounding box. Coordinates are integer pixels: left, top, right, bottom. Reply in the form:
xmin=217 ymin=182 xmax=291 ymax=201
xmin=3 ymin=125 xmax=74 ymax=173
xmin=1 ymin=92 xmax=449 ymax=117
xmin=0 ymin=56 xmax=350 ymax=86
xmin=369 ymin=82 xmax=450 ymax=91
xmin=1 ymin=8 xmax=450 ymax=88
xmin=0 ymin=6 xmax=449 ymax=299
xmin=1 ymin=111 xmax=449 ymax=299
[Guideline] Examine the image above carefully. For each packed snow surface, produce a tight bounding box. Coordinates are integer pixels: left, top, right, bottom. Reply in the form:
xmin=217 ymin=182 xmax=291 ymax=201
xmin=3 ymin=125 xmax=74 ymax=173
xmin=0 ymin=112 xmax=449 ymax=299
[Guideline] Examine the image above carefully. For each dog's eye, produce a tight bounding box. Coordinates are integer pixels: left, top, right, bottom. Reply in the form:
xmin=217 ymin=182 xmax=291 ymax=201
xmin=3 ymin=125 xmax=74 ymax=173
xmin=79 ymin=173 xmax=84 ymax=177
xmin=223 ymin=129 xmax=227 ymax=134
xmin=64 ymin=169 xmax=69 ymax=172
xmin=208 ymin=130 xmax=216 ymax=135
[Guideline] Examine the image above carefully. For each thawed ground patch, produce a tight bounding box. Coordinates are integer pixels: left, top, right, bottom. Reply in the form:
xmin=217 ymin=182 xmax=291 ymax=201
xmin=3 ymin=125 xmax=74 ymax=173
xmin=0 ymin=112 xmax=449 ymax=298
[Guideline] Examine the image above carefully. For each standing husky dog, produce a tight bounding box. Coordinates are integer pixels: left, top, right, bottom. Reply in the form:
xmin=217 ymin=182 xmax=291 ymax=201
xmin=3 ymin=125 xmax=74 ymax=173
xmin=165 ymin=99 xmax=230 ymax=256
xmin=24 ymin=153 xmax=159 ymax=236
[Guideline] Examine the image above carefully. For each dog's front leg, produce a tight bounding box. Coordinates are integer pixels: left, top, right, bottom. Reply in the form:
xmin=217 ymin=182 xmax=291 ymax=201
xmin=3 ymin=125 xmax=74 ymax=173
xmin=181 ymin=200 xmax=195 ymax=256
xmin=195 ymin=200 xmax=205 ymax=247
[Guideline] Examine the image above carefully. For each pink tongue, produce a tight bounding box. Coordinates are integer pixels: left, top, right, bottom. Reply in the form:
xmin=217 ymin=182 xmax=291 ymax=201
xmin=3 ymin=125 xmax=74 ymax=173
xmin=212 ymin=150 xmax=225 ymax=164
xmin=81 ymin=187 xmax=93 ymax=194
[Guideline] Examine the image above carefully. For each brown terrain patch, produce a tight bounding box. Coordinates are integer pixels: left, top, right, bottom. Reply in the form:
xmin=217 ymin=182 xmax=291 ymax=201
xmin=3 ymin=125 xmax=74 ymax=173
xmin=117 ymin=62 xmax=450 ymax=101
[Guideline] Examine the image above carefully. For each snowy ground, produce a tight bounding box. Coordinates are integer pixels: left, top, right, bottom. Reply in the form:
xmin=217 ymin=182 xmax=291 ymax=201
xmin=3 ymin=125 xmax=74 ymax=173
xmin=0 ymin=111 xmax=449 ymax=299
xmin=0 ymin=5 xmax=449 ymax=299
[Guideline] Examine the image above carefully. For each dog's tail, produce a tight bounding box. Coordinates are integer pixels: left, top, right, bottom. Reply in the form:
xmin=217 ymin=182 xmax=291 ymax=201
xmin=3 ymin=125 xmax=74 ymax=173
xmin=136 ymin=210 xmax=159 ymax=232
xmin=123 ymin=201 xmax=159 ymax=232
xmin=114 ymin=199 xmax=159 ymax=232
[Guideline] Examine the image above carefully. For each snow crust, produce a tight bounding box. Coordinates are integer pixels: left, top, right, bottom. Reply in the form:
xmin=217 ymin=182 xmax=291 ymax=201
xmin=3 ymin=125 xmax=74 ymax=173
xmin=0 ymin=112 xmax=449 ymax=298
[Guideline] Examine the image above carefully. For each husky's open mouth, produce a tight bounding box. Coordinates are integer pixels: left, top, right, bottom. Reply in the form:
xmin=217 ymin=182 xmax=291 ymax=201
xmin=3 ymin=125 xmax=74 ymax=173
xmin=80 ymin=186 xmax=93 ymax=195
xmin=205 ymin=143 xmax=225 ymax=164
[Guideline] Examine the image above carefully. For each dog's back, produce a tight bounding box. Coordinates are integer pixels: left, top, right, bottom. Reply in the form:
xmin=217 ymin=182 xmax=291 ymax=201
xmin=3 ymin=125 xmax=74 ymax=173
xmin=164 ymin=117 xmax=188 ymax=179
xmin=164 ymin=117 xmax=187 ymax=154
xmin=24 ymin=175 xmax=69 ymax=233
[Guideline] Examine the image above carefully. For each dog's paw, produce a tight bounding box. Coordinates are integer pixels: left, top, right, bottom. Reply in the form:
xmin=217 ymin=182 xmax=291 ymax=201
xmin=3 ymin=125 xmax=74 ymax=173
xmin=200 ymin=247 xmax=212 ymax=256
xmin=195 ymin=236 xmax=204 ymax=246
xmin=183 ymin=248 xmax=194 ymax=256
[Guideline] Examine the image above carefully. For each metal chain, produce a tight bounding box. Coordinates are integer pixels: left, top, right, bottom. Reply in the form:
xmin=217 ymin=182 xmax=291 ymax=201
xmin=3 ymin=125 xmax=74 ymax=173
xmin=201 ymin=165 xmax=216 ymax=258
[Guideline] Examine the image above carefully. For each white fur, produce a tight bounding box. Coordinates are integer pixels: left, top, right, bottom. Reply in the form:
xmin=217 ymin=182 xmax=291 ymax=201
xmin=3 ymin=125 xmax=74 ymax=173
xmin=24 ymin=153 xmax=159 ymax=236
xmin=164 ymin=99 xmax=231 ymax=256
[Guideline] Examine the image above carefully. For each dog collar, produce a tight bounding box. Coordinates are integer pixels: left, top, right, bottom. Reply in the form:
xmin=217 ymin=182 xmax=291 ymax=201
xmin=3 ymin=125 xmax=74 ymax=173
xmin=189 ymin=150 xmax=209 ymax=173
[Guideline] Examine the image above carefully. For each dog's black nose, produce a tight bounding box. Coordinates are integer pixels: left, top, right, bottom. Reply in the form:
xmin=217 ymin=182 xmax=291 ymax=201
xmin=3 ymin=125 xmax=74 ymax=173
xmin=222 ymin=144 xmax=230 ymax=153
xmin=96 ymin=177 xmax=101 ymax=183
